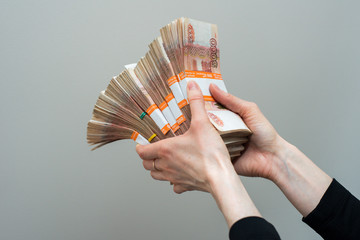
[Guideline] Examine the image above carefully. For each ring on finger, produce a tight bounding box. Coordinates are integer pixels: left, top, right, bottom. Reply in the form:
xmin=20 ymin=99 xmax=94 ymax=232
xmin=153 ymin=159 xmax=160 ymax=171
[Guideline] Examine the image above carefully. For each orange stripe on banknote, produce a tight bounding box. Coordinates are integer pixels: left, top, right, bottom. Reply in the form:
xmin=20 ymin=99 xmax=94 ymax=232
xmin=176 ymin=115 xmax=186 ymax=125
xmin=184 ymin=70 xmax=222 ymax=80
xmin=177 ymin=72 xmax=185 ymax=80
xmin=131 ymin=131 xmax=139 ymax=141
xmin=203 ymin=95 xmax=215 ymax=101
xmin=171 ymin=122 xmax=180 ymax=132
xmin=159 ymin=101 xmax=168 ymax=111
xmin=167 ymin=76 xmax=178 ymax=86
xmin=161 ymin=124 xmax=171 ymax=135
xmin=146 ymin=104 xmax=158 ymax=115
xmin=178 ymin=99 xmax=188 ymax=109
xmin=165 ymin=93 xmax=175 ymax=103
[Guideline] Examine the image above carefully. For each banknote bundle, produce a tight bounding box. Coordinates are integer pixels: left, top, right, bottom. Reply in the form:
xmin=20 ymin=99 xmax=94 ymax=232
xmin=87 ymin=18 xmax=251 ymax=158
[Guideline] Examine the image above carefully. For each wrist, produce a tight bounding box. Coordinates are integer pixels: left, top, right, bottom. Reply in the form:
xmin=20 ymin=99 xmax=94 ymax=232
xmin=268 ymin=137 xmax=332 ymax=216
xmin=208 ymin=164 xmax=240 ymax=197
xmin=207 ymin=157 xmax=239 ymax=196
xmin=207 ymin=158 xmax=261 ymax=228
xmin=267 ymin=136 xmax=295 ymax=184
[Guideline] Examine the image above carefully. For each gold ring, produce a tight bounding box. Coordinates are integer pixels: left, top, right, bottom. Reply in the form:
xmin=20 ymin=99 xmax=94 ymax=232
xmin=153 ymin=159 xmax=160 ymax=171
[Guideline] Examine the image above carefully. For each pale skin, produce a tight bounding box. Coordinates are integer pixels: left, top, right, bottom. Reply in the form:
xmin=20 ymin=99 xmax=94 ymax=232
xmin=136 ymin=81 xmax=332 ymax=228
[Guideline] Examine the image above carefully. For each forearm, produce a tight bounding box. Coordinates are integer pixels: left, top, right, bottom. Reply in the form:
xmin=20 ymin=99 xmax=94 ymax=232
xmin=271 ymin=138 xmax=332 ymax=217
xmin=209 ymin=164 xmax=261 ymax=228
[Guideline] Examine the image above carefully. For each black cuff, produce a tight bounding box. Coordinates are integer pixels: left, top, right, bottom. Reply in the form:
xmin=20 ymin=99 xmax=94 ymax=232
xmin=229 ymin=216 xmax=281 ymax=240
xmin=303 ymin=178 xmax=360 ymax=239
xmin=303 ymin=179 xmax=346 ymax=226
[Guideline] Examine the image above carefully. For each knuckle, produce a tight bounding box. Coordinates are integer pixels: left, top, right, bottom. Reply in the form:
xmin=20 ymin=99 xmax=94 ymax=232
xmin=158 ymin=143 xmax=170 ymax=158
xmin=150 ymin=171 xmax=157 ymax=179
xmin=160 ymin=160 xmax=169 ymax=171
xmin=168 ymin=174 xmax=179 ymax=184
xmin=189 ymin=126 xmax=202 ymax=137
xmin=225 ymin=92 xmax=237 ymax=102
xmin=156 ymin=160 xmax=165 ymax=172
xmin=190 ymin=118 xmax=202 ymax=128
xmin=191 ymin=117 xmax=208 ymax=129
xmin=189 ymin=95 xmax=203 ymax=103
xmin=190 ymin=124 xmax=209 ymax=137
xmin=225 ymin=91 xmax=233 ymax=99
xmin=248 ymin=101 xmax=258 ymax=110
xmin=137 ymin=149 xmax=145 ymax=159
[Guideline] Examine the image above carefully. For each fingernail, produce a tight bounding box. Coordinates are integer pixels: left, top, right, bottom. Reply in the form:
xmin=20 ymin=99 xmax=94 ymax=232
xmin=187 ymin=81 xmax=198 ymax=90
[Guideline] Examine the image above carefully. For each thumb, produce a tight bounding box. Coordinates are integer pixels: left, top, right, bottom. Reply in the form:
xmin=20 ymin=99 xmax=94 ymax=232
xmin=187 ymin=81 xmax=208 ymax=123
xmin=209 ymin=83 xmax=253 ymax=118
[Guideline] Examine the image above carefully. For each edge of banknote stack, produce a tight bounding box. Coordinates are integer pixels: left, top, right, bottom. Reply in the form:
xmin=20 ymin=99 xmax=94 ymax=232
xmin=87 ymin=17 xmax=252 ymax=159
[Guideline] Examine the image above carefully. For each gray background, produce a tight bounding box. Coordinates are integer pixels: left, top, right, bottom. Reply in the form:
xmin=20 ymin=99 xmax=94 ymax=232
xmin=1 ymin=0 xmax=359 ymax=239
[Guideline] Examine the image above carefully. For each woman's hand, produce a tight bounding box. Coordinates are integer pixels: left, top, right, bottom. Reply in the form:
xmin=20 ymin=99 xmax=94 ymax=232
xmin=210 ymin=84 xmax=285 ymax=181
xmin=136 ymin=81 xmax=262 ymax=227
xmin=136 ymin=81 xmax=234 ymax=194
xmin=210 ymin=84 xmax=332 ymax=217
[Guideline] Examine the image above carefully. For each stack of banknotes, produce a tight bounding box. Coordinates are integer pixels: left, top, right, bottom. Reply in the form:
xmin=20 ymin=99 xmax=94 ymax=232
xmin=87 ymin=18 xmax=252 ymax=158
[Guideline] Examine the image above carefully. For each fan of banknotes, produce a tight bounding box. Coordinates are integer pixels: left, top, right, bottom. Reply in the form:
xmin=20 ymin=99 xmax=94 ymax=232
xmin=87 ymin=17 xmax=252 ymax=159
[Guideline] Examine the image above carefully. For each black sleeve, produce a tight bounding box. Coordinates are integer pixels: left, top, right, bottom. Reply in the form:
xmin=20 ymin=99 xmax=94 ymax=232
xmin=303 ymin=178 xmax=360 ymax=240
xmin=229 ymin=216 xmax=281 ymax=240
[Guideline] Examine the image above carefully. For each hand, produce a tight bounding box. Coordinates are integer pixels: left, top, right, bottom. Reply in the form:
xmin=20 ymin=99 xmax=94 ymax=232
xmin=210 ymin=84 xmax=332 ymax=217
xmin=136 ymin=81 xmax=262 ymax=227
xmin=210 ymin=84 xmax=285 ymax=181
xmin=136 ymin=81 xmax=234 ymax=194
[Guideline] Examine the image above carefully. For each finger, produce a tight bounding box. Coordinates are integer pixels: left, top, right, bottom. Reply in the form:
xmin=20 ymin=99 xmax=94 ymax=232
xmin=173 ymin=184 xmax=187 ymax=194
xmin=173 ymin=184 xmax=197 ymax=194
xmin=143 ymin=159 xmax=164 ymax=171
xmin=150 ymin=170 xmax=167 ymax=181
xmin=209 ymin=83 xmax=255 ymax=117
xmin=142 ymin=159 xmax=154 ymax=171
xmin=187 ymin=81 xmax=208 ymax=123
xmin=136 ymin=141 xmax=163 ymax=160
